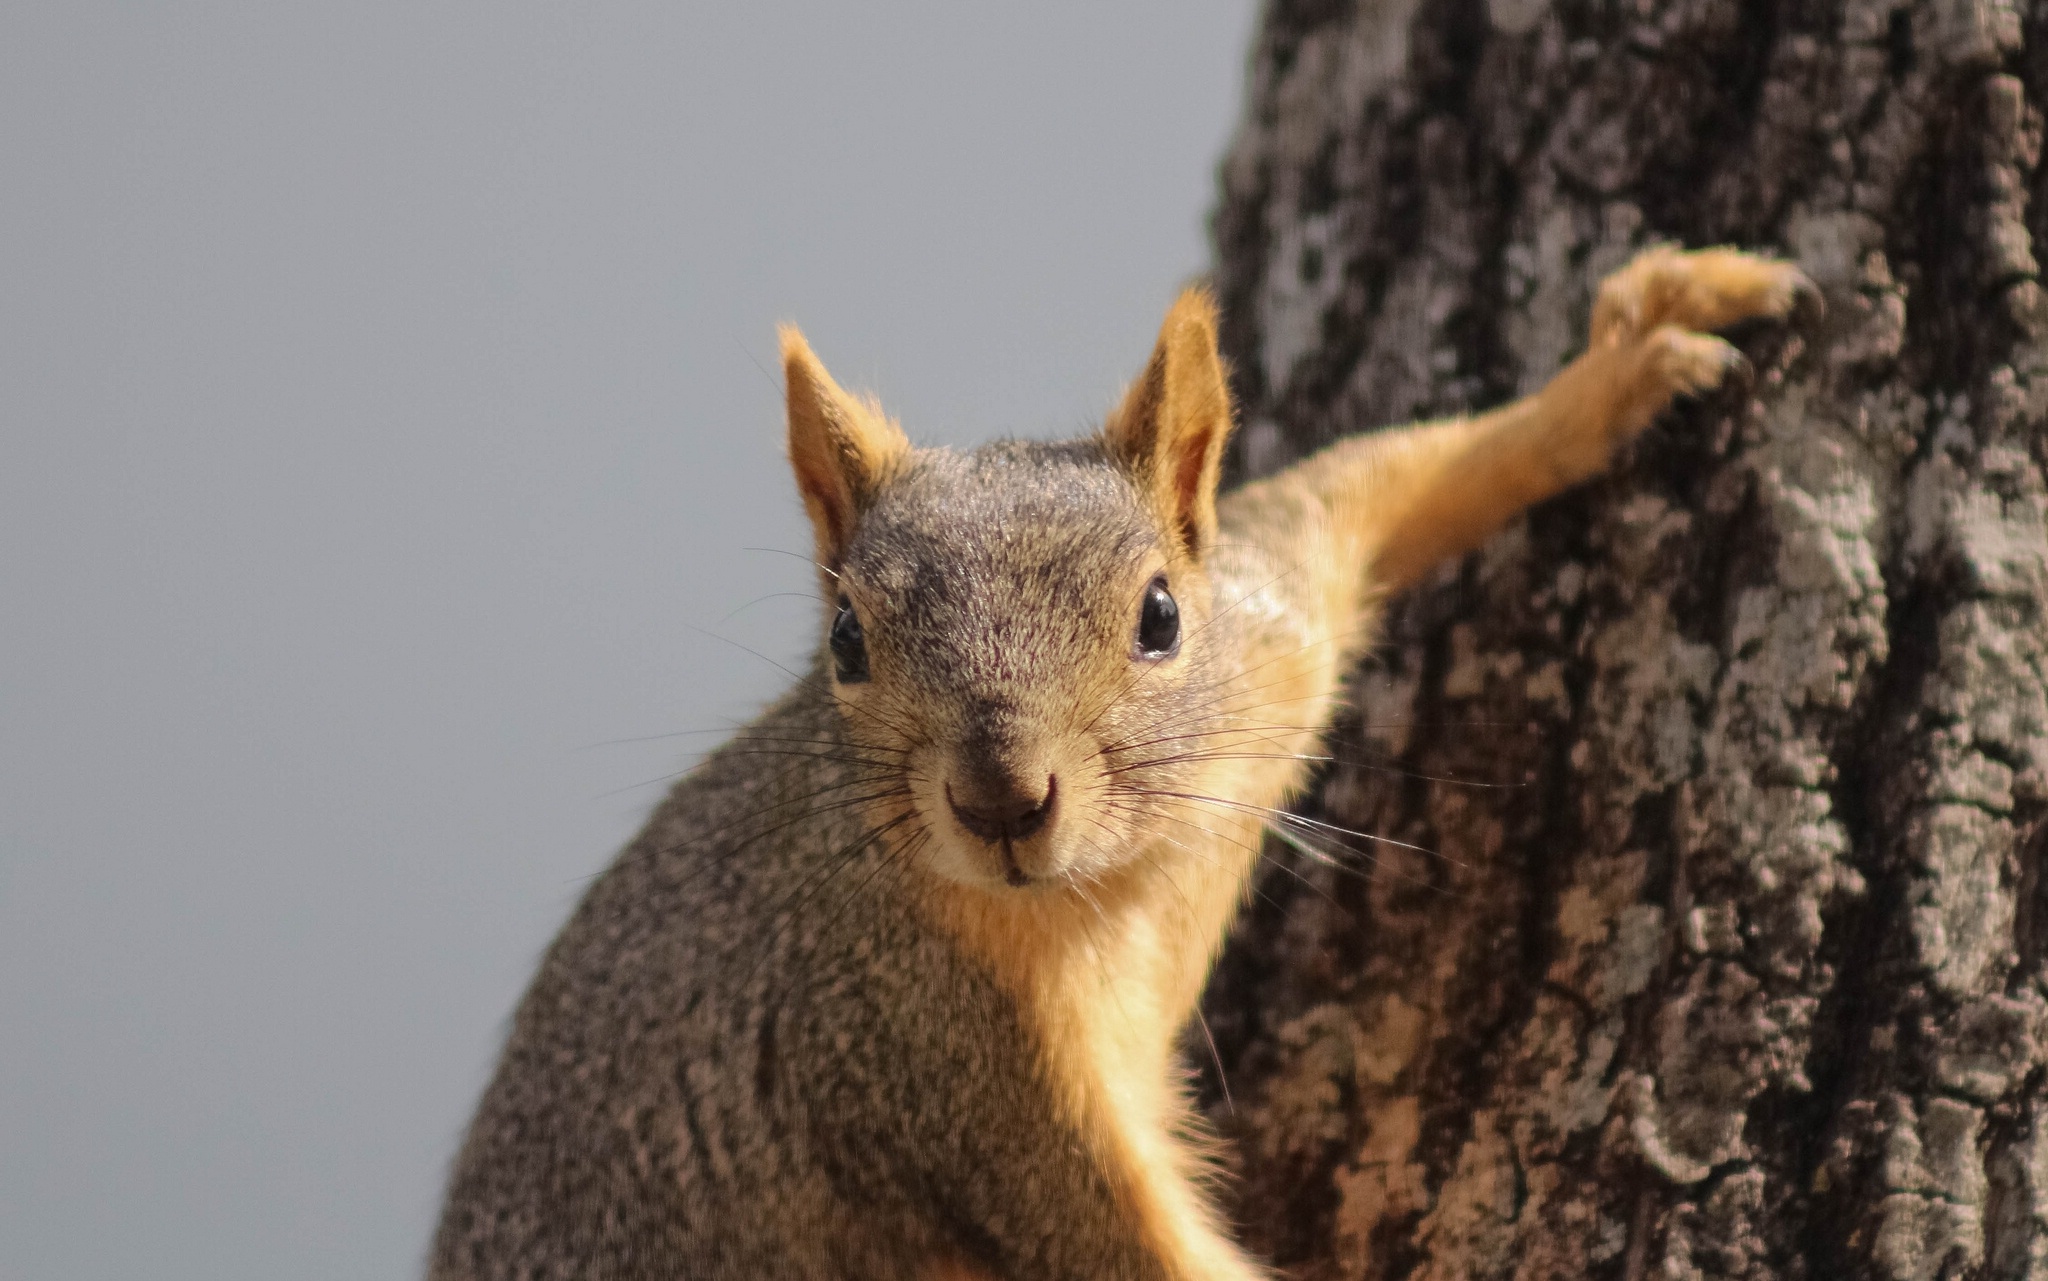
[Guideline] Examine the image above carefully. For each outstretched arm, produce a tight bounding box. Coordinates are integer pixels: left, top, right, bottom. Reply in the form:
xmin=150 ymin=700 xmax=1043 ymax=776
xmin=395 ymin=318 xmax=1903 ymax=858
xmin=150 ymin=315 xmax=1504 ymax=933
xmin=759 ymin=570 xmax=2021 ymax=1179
xmin=1315 ymin=247 xmax=1812 ymax=590
xmin=1211 ymin=247 xmax=1813 ymax=789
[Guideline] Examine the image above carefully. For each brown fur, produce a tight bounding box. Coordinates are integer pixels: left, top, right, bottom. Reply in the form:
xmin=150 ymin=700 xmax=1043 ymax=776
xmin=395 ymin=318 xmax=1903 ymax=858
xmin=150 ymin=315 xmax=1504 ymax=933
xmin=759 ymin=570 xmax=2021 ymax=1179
xmin=429 ymin=247 xmax=1813 ymax=1279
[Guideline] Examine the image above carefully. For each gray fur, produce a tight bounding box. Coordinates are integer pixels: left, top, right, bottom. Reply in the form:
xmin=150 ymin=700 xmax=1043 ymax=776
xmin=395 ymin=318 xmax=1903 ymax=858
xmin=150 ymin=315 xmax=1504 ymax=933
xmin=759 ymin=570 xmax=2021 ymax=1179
xmin=429 ymin=439 xmax=1224 ymax=1280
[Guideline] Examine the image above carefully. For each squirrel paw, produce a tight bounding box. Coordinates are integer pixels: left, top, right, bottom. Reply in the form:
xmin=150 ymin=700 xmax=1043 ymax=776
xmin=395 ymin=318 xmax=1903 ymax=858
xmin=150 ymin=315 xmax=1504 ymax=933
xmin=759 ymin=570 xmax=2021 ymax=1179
xmin=1640 ymin=323 xmax=1747 ymax=400
xmin=1579 ymin=246 xmax=1815 ymax=448
xmin=1590 ymin=244 xmax=1819 ymax=350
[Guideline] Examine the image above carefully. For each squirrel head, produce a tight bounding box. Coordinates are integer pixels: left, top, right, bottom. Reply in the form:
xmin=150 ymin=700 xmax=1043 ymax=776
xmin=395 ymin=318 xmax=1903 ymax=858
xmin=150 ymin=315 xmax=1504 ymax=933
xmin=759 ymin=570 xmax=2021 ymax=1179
xmin=778 ymin=290 xmax=1236 ymax=894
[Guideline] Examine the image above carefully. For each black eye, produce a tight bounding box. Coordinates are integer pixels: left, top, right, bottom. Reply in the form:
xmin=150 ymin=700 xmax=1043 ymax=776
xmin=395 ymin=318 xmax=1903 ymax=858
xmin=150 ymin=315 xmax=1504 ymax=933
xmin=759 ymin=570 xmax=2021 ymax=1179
xmin=830 ymin=595 xmax=869 ymax=683
xmin=1134 ymin=576 xmax=1180 ymax=660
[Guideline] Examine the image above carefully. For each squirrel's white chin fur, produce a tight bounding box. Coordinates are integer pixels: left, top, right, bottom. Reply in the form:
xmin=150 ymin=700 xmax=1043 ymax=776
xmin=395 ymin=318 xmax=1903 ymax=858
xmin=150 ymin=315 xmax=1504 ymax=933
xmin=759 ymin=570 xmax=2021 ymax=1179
xmin=913 ymin=809 xmax=1118 ymax=893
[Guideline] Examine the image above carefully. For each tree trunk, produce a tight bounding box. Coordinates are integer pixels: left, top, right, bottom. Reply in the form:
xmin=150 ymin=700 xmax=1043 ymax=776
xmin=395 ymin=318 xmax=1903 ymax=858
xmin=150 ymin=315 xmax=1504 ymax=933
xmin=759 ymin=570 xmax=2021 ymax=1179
xmin=1200 ymin=2 xmax=2048 ymax=1278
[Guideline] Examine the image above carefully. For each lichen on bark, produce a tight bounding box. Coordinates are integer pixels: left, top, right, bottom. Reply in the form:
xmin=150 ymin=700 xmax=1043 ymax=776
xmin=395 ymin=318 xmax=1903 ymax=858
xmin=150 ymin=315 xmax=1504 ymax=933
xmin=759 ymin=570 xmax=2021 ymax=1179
xmin=1201 ymin=1 xmax=2048 ymax=1277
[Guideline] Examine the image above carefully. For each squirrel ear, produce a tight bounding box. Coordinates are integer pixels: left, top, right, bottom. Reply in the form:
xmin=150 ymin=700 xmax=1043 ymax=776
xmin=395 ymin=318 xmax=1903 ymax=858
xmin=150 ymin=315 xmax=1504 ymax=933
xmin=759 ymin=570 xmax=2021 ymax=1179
xmin=1103 ymin=287 xmax=1235 ymax=560
xmin=779 ymin=325 xmax=910 ymax=570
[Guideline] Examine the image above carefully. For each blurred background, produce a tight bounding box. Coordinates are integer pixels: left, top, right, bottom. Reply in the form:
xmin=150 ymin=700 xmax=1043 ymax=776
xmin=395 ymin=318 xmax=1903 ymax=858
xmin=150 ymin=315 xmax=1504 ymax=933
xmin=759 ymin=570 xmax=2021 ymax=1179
xmin=0 ymin=3 xmax=1255 ymax=1276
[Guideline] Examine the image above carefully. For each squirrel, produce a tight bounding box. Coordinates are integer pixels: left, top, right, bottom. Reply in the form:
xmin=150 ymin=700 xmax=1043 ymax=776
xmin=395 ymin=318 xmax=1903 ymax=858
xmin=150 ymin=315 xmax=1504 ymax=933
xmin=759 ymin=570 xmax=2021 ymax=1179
xmin=428 ymin=246 xmax=1813 ymax=1279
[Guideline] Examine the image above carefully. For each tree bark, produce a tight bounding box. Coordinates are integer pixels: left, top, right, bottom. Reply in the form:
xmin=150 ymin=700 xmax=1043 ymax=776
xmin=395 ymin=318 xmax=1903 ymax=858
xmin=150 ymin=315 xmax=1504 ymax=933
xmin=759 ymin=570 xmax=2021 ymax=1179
xmin=1200 ymin=2 xmax=2048 ymax=1278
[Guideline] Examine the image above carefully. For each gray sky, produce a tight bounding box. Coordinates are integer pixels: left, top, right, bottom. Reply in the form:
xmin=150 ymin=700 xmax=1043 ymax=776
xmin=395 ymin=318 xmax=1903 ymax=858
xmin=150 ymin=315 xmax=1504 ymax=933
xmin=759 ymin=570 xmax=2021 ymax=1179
xmin=0 ymin=3 xmax=1255 ymax=1277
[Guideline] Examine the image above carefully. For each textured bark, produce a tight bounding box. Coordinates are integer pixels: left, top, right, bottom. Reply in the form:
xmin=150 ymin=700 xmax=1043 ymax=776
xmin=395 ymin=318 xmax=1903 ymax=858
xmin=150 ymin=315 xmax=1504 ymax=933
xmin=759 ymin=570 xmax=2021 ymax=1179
xmin=1200 ymin=2 xmax=2048 ymax=1278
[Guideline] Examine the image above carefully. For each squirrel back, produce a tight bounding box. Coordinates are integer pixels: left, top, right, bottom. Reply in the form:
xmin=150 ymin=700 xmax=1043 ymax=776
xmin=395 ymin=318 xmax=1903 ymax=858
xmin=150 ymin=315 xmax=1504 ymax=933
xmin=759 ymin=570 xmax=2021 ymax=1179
xmin=430 ymin=247 xmax=1814 ymax=1280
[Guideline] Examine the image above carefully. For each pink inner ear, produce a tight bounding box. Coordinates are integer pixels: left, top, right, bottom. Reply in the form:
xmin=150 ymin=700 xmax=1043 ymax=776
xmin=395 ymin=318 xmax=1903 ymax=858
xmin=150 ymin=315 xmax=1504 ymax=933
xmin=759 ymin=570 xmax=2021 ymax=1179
xmin=792 ymin=450 xmax=855 ymax=561
xmin=1165 ymin=405 xmax=1226 ymax=553
xmin=1170 ymin=441 xmax=1207 ymax=550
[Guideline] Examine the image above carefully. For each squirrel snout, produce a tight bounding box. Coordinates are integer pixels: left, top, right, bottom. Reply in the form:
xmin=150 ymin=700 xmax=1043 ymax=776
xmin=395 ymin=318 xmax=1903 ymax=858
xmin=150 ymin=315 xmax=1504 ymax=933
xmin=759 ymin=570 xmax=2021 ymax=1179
xmin=945 ymin=774 xmax=1058 ymax=847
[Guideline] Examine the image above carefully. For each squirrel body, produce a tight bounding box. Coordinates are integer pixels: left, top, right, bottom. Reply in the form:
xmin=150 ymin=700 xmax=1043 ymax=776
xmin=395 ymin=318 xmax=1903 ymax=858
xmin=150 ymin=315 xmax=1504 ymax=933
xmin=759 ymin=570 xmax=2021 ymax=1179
xmin=430 ymin=247 xmax=1812 ymax=1279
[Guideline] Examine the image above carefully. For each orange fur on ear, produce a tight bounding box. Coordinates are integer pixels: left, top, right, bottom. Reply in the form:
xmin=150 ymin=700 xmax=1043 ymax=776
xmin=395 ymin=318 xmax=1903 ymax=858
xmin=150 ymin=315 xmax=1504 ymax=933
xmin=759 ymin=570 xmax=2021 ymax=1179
xmin=779 ymin=326 xmax=911 ymax=570
xmin=1102 ymin=288 xmax=1235 ymax=559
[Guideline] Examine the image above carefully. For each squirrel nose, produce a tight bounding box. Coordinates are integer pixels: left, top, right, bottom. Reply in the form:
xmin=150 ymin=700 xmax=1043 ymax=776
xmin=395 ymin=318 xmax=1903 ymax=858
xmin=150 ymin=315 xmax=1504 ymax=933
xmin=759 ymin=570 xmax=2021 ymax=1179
xmin=946 ymin=774 xmax=1058 ymax=845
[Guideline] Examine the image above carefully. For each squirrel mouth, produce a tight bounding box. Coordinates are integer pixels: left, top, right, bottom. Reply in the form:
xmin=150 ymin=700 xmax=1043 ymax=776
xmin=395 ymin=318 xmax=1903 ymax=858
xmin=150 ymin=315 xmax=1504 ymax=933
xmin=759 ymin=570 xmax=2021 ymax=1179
xmin=995 ymin=840 xmax=1030 ymax=888
xmin=943 ymin=775 xmax=1058 ymax=888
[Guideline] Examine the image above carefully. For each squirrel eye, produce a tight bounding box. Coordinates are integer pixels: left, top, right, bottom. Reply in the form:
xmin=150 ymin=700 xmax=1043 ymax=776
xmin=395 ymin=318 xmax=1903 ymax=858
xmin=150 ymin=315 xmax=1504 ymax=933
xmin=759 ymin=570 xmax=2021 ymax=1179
xmin=829 ymin=596 xmax=869 ymax=684
xmin=1134 ymin=576 xmax=1180 ymax=660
